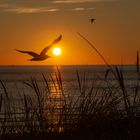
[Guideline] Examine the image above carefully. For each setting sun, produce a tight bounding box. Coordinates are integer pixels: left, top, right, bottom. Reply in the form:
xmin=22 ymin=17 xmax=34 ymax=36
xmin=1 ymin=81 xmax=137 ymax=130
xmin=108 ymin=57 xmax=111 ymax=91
xmin=53 ymin=47 xmax=61 ymax=56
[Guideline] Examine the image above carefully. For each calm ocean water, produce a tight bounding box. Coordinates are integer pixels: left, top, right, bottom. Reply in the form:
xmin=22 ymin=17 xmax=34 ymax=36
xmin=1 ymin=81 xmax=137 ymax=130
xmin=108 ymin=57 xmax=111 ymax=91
xmin=0 ymin=65 xmax=139 ymax=97
xmin=0 ymin=65 xmax=139 ymax=88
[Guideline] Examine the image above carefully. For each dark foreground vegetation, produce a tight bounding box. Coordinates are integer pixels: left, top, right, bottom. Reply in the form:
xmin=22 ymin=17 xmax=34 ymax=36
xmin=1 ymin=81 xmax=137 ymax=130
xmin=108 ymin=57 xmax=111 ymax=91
xmin=0 ymin=34 xmax=140 ymax=140
xmin=0 ymin=65 xmax=140 ymax=140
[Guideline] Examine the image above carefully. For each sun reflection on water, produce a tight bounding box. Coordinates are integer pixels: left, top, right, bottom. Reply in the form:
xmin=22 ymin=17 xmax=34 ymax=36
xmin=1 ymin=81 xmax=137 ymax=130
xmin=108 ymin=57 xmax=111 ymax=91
xmin=43 ymin=81 xmax=65 ymax=132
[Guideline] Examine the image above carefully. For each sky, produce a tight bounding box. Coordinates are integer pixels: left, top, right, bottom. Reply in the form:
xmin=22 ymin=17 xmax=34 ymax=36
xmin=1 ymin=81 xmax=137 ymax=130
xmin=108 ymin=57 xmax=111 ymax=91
xmin=0 ymin=0 xmax=140 ymax=65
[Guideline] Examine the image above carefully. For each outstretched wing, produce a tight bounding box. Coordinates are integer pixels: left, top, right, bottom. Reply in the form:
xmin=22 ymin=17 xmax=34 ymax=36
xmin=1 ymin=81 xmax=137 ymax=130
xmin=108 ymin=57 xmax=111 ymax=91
xmin=40 ymin=35 xmax=62 ymax=55
xmin=15 ymin=49 xmax=39 ymax=57
xmin=40 ymin=46 xmax=51 ymax=56
xmin=50 ymin=35 xmax=62 ymax=46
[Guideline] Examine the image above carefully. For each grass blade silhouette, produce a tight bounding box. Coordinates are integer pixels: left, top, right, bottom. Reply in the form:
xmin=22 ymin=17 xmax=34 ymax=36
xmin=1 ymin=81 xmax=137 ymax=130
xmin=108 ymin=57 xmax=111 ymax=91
xmin=136 ymin=50 xmax=139 ymax=73
xmin=77 ymin=32 xmax=110 ymax=67
xmin=0 ymin=80 xmax=9 ymax=100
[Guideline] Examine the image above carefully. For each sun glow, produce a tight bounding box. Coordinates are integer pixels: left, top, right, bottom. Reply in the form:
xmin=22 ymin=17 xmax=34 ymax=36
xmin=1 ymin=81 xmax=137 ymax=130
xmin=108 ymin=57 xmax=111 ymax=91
xmin=53 ymin=47 xmax=61 ymax=56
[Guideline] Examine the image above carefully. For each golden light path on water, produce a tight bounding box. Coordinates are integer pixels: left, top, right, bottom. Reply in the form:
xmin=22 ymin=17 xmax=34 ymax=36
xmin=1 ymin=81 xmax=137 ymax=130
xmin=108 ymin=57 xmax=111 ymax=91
xmin=43 ymin=73 xmax=64 ymax=132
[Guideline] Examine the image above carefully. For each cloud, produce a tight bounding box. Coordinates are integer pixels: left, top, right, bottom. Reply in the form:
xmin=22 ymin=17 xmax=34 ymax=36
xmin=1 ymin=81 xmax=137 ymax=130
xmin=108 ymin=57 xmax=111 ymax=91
xmin=6 ymin=7 xmax=59 ymax=14
xmin=73 ymin=7 xmax=95 ymax=11
xmin=0 ymin=4 xmax=59 ymax=14
xmin=53 ymin=0 xmax=116 ymax=4
xmin=0 ymin=2 xmax=93 ymax=14
xmin=5 ymin=7 xmax=58 ymax=14
xmin=73 ymin=7 xmax=85 ymax=11
xmin=47 ymin=8 xmax=59 ymax=12
xmin=0 ymin=0 xmax=117 ymax=14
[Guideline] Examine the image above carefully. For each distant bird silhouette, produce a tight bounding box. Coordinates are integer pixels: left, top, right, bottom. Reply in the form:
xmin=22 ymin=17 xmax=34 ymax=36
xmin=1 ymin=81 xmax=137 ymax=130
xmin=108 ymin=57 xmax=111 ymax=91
xmin=90 ymin=18 xmax=96 ymax=23
xmin=16 ymin=35 xmax=62 ymax=61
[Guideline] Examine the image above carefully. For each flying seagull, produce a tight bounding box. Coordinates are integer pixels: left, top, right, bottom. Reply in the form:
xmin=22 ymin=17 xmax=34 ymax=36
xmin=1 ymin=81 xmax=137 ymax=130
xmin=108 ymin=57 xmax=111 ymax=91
xmin=90 ymin=18 xmax=96 ymax=23
xmin=16 ymin=35 xmax=62 ymax=61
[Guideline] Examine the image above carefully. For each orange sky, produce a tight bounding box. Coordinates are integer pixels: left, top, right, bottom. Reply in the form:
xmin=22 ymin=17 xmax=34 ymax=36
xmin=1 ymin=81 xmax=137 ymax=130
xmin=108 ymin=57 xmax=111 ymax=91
xmin=0 ymin=0 xmax=140 ymax=65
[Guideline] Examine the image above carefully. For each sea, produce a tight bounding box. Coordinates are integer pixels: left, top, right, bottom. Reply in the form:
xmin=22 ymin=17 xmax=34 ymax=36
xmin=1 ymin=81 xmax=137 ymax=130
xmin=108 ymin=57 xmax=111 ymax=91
xmin=0 ymin=65 xmax=139 ymax=89
xmin=0 ymin=65 xmax=139 ymax=96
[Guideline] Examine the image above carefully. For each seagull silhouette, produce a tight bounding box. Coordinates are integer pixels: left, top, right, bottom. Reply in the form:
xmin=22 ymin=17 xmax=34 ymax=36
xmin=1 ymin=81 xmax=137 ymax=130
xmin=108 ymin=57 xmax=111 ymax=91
xmin=90 ymin=18 xmax=96 ymax=23
xmin=16 ymin=35 xmax=62 ymax=61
